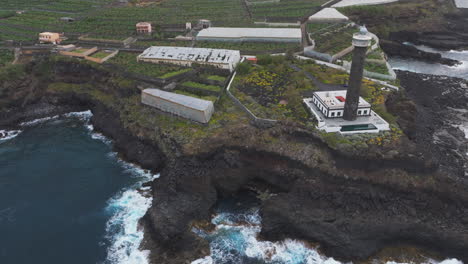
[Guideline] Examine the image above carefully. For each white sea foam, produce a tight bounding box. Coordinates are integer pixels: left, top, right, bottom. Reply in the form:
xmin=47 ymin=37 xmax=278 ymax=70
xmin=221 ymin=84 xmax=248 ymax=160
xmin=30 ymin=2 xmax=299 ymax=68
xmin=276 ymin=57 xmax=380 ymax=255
xmin=103 ymin=158 xmax=159 ymax=264
xmin=193 ymin=210 xmax=464 ymax=264
xmin=0 ymin=129 xmax=21 ymax=142
xmin=20 ymin=115 xmax=60 ymax=126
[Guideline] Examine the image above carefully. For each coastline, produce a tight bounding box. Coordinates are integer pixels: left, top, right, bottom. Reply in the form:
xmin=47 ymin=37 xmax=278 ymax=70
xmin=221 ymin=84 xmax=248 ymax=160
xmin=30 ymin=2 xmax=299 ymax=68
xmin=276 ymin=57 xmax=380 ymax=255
xmin=0 ymin=58 xmax=467 ymax=264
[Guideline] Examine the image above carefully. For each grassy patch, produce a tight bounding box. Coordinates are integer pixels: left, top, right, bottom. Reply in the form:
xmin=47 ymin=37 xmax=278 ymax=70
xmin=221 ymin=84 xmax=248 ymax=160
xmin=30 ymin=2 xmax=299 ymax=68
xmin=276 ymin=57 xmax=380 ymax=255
xmin=313 ymin=24 xmax=357 ymax=54
xmin=173 ymin=89 xmax=218 ymax=102
xmin=159 ymin=68 xmax=192 ymax=79
xmin=364 ymin=61 xmax=389 ymax=75
xmin=206 ymin=75 xmax=226 ymax=82
xmin=109 ymin=51 xmax=188 ymax=78
xmin=195 ymin=41 xmax=301 ymax=54
xmin=0 ymin=50 xmax=14 ymax=67
xmin=182 ymin=81 xmax=222 ymax=93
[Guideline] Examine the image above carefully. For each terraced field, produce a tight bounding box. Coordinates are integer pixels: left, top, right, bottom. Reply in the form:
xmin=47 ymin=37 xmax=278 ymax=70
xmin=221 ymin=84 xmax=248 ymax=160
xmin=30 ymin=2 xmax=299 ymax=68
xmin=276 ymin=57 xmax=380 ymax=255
xmin=249 ymin=0 xmax=328 ymax=21
xmin=64 ymin=0 xmax=250 ymax=39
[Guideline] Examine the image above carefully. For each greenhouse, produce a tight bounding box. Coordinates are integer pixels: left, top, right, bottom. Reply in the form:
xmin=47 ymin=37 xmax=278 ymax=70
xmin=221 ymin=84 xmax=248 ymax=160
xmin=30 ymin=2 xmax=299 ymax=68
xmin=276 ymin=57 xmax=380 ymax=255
xmin=196 ymin=27 xmax=302 ymax=43
xmin=141 ymin=88 xmax=215 ymax=123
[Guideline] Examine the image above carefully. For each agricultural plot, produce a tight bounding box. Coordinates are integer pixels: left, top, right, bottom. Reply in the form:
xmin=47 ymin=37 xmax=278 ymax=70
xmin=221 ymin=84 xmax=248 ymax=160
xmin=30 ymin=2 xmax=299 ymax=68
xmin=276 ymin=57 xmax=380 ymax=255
xmin=0 ymin=0 xmax=112 ymax=12
xmin=65 ymin=0 xmax=250 ymax=39
xmin=249 ymin=0 xmax=328 ymax=21
xmin=312 ymin=25 xmax=358 ymax=54
xmin=0 ymin=50 xmax=14 ymax=67
xmin=232 ymin=55 xmax=315 ymax=122
xmin=108 ymin=52 xmax=190 ymax=79
xmin=195 ymin=41 xmax=300 ymax=54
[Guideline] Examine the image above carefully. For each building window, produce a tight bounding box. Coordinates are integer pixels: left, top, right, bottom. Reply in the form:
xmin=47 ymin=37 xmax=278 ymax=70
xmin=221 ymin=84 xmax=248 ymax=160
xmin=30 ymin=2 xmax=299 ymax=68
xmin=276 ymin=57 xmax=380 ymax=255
xmin=331 ymin=112 xmax=335 ymax=117
xmin=358 ymin=110 xmax=362 ymax=115
xmin=364 ymin=110 xmax=368 ymax=115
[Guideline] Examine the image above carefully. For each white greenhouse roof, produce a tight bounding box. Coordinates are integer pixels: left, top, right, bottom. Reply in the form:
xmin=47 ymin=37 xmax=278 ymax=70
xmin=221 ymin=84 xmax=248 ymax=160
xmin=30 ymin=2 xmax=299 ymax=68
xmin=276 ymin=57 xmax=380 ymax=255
xmin=332 ymin=0 xmax=398 ymax=7
xmin=314 ymin=90 xmax=371 ymax=110
xmin=197 ymin=27 xmax=302 ymax=40
xmin=138 ymin=46 xmax=240 ymax=65
xmin=308 ymin=8 xmax=349 ymax=22
xmin=143 ymin=89 xmax=213 ymax=111
xmin=455 ymin=0 xmax=468 ymax=8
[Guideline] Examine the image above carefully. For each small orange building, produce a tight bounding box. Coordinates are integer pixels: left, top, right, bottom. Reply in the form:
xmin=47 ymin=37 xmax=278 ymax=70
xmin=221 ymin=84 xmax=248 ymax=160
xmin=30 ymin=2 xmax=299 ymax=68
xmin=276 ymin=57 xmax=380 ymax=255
xmin=38 ymin=32 xmax=61 ymax=44
xmin=136 ymin=22 xmax=152 ymax=34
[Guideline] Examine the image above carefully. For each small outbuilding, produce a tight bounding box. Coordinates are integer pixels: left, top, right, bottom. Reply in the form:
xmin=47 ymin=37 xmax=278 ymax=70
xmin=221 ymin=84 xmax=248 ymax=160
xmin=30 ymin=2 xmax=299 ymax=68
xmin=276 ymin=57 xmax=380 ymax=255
xmin=136 ymin=22 xmax=152 ymax=34
xmin=38 ymin=32 xmax=61 ymax=44
xmin=60 ymin=17 xmax=75 ymax=22
xmin=141 ymin=89 xmax=214 ymax=123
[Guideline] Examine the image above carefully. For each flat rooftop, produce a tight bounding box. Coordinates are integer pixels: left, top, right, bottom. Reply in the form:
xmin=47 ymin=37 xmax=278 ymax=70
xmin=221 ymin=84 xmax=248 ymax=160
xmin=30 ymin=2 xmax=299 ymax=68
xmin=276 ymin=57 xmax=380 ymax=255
xmin=197 ymin=27 xmax=302 ymax=40
xmin=308 ymin=8 xmax=349 ymax=22
xmin=455 ymin=0 xmax=468 ymax=8
xmin=332 ymin=0 xmax=398 ymax=7
xmin=314 ymin=90 xmax=371 ymax=110
xmin=138 ymin=46 xmax=240 ymax=64
xmin=143 ymin=89 xmax=213 ymax=111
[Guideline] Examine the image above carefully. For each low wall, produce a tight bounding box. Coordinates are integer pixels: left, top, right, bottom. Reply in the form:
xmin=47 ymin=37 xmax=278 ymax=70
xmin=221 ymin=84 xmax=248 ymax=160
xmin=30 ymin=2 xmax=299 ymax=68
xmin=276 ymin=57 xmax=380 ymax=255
xmin=225 ymin=71 xmax=278 ymax=128
xmin=303 ymin=47 xmax=333 ymax=62
xmin=60 ymin=47 xmax=98 ymax=58
xmin=84 ymin=49 xmax=119 ymax=64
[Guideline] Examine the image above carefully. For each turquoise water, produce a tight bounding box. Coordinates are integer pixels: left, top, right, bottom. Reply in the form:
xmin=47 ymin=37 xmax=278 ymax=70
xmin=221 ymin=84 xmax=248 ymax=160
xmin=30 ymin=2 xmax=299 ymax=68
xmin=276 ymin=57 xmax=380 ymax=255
xmin=0 ymin=112 xmax=154 ymax=264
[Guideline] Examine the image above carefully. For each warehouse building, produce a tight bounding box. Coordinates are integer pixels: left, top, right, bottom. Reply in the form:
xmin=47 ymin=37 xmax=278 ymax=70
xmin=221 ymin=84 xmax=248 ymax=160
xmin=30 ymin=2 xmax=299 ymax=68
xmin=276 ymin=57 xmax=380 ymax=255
xmin=137 ymin=46 xmax=241 ymax=72
xmin=142 ymin=89 xmax=214 ymax=123
xmin=196 ymin=27 xmax=302 ymax=43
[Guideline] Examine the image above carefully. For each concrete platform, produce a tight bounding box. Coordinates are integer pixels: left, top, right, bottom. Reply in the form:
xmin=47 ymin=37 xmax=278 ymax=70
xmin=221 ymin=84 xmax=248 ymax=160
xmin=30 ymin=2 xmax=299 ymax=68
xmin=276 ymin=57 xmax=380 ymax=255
xmin=304 ymin=98 xmax=390 ymax=134
xmin=455 ymin=0 xmax=468 ymax=8
xmin=332 ymin=0 xmax=398 ymax=7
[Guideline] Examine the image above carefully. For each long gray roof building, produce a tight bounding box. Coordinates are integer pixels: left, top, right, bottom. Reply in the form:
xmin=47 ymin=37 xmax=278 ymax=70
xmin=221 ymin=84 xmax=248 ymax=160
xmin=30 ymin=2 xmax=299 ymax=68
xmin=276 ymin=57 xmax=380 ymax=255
xmin=142 ymin=88 xmax=214 ymax=123
xmin=196 ymin=27 xmax=302 ymax=43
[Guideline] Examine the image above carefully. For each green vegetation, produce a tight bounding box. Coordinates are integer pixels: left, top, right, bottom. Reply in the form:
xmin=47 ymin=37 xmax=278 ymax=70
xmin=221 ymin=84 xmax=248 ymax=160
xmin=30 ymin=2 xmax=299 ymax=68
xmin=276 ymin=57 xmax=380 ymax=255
xmin=182 ymin=81 xmax=222 ymax=93
xmin=173 ymin=89 xmax=218 ymax=102
xmin=0 ymin=50 xmax=14 ymax=67
xmin=206 ymin=75 xmax=226 ymax=82
xmin=108 ymin=52 xmax=189 ymax=79
xmin=313 ymin=25 xmax=358 ymax=54
xmin=232 ymin=55 xmax=315 ymax=122
xmin=339 ymin=0 xmax=455 ymax=38
xmin=306 ymin=22 xmax=338 ymax=34
xmin=195 ymin=41 xmax=300 ymax=54
xmin=364 ymin=61 xmax=389 ymax=75
xmin=90 ymin=51 xmax=111 ymax=59
xmin=249 ymin=0 xmax=328 ymax=20
xmin=0 ymin=11 xmax=16 ymax=19
xmin=159 ymin=68 xmax=192 ymax=79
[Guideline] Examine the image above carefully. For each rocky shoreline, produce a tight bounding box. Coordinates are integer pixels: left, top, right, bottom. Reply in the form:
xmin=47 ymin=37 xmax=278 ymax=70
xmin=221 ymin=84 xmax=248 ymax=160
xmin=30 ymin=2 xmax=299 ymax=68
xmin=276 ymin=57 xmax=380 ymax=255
xmin=0 ymin=58 xmax=467 ymax=264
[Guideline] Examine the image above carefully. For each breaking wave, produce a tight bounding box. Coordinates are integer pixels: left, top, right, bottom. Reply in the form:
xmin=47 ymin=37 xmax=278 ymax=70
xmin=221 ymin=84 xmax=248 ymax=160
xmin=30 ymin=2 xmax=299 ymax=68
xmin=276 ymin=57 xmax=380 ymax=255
xmin=192 ymin=209 xmax=463 ymax=264
xmin=18 ymin=110 xmax=157 ymax=263
xmin=103 ymin=164 xmax=159 ymax=264
xmin=0 ymin=129 xmax=21 ymax=142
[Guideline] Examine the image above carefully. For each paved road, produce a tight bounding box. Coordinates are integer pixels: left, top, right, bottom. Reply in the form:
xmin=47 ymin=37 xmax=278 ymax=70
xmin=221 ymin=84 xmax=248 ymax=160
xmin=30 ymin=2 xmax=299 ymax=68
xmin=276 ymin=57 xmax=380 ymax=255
xmin=289 ymin=64 xmax=346 ymax=94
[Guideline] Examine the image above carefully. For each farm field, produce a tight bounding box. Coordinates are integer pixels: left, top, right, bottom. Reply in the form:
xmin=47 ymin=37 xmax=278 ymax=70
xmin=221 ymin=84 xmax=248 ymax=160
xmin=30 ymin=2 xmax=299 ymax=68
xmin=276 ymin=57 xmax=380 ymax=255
xmin=0 ymin=50 xmax=14 ymax=67
xmin=312 ymin=24 xmax=358 ymax=54
xmin=248 ymin=0 xmax=328 ymax=21
xmin=64 ymin=0 xmax=250 ymax=39
xmin=108 ymin=52 xmax=190 ymax=79
xmin=195 ymin=41 xmax=300 ymax=54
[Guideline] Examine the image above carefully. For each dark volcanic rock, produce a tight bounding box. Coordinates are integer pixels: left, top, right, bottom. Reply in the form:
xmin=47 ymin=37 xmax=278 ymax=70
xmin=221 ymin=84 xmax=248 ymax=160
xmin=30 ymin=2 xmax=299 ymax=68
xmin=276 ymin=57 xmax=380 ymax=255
xmin=380 ymin=40 xmax=460 ymax=66
xmin=388 ymin=71 xmax=468 ymax=180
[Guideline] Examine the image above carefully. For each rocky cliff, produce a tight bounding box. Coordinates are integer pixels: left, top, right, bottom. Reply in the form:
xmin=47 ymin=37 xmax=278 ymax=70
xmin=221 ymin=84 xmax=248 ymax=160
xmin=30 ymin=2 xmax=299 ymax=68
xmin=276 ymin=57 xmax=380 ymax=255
xmin=0 ymin=56 xmax=467 ymax=263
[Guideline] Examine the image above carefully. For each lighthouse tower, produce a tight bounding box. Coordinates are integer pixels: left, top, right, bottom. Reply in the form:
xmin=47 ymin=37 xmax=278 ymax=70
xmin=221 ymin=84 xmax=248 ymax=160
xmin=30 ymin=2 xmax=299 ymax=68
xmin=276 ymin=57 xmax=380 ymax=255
xmin=343 ymin=26 xmax=372 ymax=121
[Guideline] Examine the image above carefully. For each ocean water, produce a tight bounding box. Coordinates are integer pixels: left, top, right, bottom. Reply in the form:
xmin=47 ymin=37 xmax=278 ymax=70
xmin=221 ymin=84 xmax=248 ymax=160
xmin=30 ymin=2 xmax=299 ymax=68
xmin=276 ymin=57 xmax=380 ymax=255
xmin=388 ymin=44 xmax=468 ymax=80
xmin=0 ymin=112 xmax=154 ymax=264
xmin=191 ymin=194 xmax=463 ymax=264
